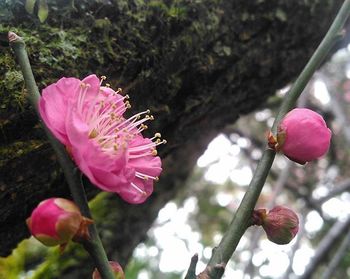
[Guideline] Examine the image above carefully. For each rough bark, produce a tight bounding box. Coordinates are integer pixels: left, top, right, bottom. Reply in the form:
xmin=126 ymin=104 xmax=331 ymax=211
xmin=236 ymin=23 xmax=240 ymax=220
xmin=0 ymin=0 xmax=346 ymax=269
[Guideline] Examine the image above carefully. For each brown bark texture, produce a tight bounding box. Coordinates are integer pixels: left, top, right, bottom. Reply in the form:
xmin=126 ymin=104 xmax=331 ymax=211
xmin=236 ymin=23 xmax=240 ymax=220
xmin=0 ymin=0 xmax=347 ymax=268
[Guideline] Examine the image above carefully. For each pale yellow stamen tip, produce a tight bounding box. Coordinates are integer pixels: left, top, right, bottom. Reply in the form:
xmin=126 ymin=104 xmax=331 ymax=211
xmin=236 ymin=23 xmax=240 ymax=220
xmin=155 ymin=133 xmax=161 ymax=138
xmin=101 ymin=76 xmax=107 ymax=80
xmin=89 ymin=129 xmax=99 ymax=139
xmin=125 ymin=94 xmax=130 ymax=99
xmin=106 ymin=83 xmax=111 ymax=87
xmin=162 ymin=139 xmax=167 ymax=144
xmin=155 ymin=177 xmax=159 ymax=182
xmin=152 ymin=149 xmax=158 ymax=156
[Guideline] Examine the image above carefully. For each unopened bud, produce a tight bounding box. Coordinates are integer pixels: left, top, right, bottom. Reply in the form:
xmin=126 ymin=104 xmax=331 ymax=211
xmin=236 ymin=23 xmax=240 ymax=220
xmin=268 ymin=108 xmax=331 ymax=164
xmin=252 ymin=206 xmax=299 ymax=245
xmin=26 ymin=198 xmax=92 ymax=248
xmin=92 ymin=261 xmax=125 ymax=279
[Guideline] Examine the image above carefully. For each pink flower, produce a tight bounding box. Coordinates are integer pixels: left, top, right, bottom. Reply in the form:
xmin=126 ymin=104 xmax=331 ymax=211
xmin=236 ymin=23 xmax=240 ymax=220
xmin=269 ymin=108 xmax=331 ymax=164
xmin=252 ymin=206 xmax=299 ymax=245
xmin=39 ymin=75 xmax=164 ymax=203
xmin=26 ymin=198 xmax=92 ymax=247
xmin=92 ymin=261 xmax=125 ymax=279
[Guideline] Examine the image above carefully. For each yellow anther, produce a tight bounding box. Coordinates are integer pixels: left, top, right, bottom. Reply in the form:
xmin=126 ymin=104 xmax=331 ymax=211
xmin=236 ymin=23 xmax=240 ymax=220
xmin=101 ymin=75 xmax=107 ymax=80
xmin=117 ymin=88 xmax=123 ymax=93
xmin=155 ymin=177 xmax=159 ymax=182
xmin=143 ymin=176 xmax=149 ymax=181
xmin=106 ymin=83 xmax=111 ymax=87
xmin=162 ymin=139 xmax=167 ymax=144
xmin=89 ymin=129 xmax=99 ymax=139
xmin=146 ymin=109 xmax=151 ymax=114
xmin=149 ymin=115 xmax=154 ymax=120
xmin=126 ymin=103 xmax=131 ymax=109
xmin=154 ymin=132 xmax=161 ymax=138
xmin=125 ymin=94 xmax=130 ymax=99
xmin=152 ymin=149 xmax=158 ymax=156
xmin=113 ymin=144 xmax=119 ymax=151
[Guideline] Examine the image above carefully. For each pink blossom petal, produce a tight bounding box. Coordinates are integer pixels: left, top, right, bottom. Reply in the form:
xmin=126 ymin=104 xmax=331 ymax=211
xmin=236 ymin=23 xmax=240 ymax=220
xmin=118 ymin=178 xmax=153 ymax=204
xmin=129 ymin=156 xmax=162 ymax=177
xmin=39 ymin=77 xmax=81 ymax=145
xmin=80 ymin=74 xmax=101 ymax=102
xmin=88 ymin=166 xmax=134 ymax=192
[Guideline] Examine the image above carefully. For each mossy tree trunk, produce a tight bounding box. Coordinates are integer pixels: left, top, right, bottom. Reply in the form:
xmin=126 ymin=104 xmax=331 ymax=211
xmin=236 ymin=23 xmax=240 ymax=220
xmin=0 ymin=0 xmax=346 ymax=274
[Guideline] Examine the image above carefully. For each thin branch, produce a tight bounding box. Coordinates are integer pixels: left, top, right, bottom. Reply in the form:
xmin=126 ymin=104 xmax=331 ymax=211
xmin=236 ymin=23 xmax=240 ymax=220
xmin=203 ymin=1 xmax=350 ymax=277
xmin=9 ymin=32 xmax=115 ymax=279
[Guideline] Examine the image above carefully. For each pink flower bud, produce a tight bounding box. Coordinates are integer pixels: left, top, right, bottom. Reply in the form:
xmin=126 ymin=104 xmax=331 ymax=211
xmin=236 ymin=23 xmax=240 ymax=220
xmin=26 ymin=198 xmax=92 ymax=247
xmin=269 ymin=108 xmax=331 ymax=164
xmin=253 ymin=206 xmax=299 ymax=245
xmin=92 ymin=261 xmax=125 ymax=279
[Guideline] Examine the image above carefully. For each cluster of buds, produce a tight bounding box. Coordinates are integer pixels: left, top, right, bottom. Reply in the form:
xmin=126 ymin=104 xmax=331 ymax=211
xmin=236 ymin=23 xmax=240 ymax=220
xmin=27 ymin=198 xmax=92 ymax=249
xmin=268 ymin=108 xmax=331 ymax=164
xmin=252 ymin=206 xmax=299 ymax=245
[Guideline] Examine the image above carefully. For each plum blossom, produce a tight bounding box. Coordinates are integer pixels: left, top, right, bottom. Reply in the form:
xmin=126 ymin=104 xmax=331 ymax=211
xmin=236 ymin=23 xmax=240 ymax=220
xmin=39 ymin=75 xmax=164 ymax=203
xmin=268 ymin=108 xmax=331 ymax=164
xmin=252 ymin=206 xmax=299 ymax=245
xmin=26 ymin=198 xmax=92 ymax=248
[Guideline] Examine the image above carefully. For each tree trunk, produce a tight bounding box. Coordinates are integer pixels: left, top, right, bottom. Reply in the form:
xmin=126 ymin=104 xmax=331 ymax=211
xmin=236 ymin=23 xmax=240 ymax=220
xmin=0 ymin=0 xmax=345 ymax=271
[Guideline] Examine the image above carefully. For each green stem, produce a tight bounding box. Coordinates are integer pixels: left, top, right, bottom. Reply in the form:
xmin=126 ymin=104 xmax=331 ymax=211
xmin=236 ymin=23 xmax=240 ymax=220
xmin=9 ymin=32 xmax=116 ymax=279
xmin=205 ymin=1 xmax=350 ymax=278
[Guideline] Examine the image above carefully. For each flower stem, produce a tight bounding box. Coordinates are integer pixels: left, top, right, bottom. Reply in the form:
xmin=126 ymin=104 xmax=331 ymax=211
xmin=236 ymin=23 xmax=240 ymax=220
xmin=9 ymin=32 xmax=116 ymax=279
xmin=204 ymin=1 xmax=350 ymax=278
